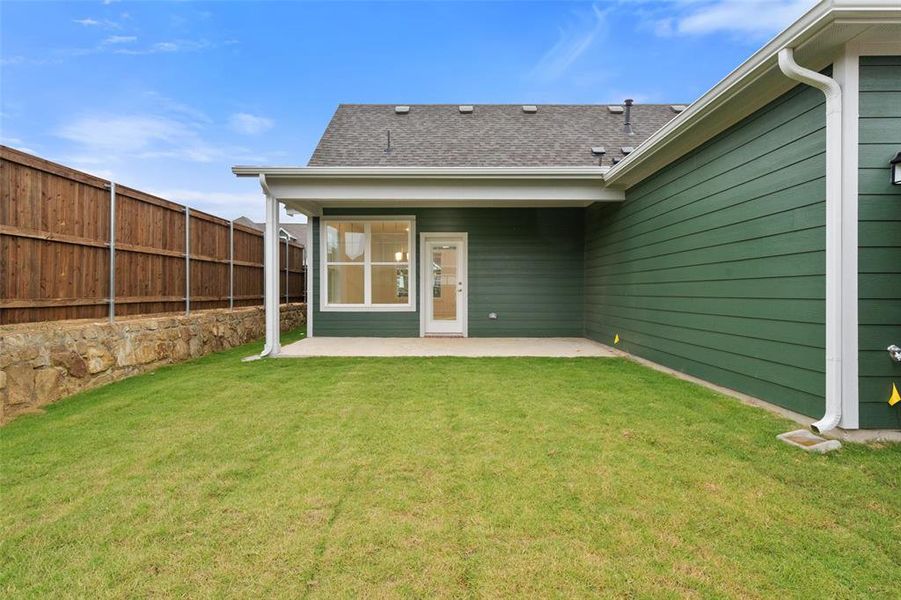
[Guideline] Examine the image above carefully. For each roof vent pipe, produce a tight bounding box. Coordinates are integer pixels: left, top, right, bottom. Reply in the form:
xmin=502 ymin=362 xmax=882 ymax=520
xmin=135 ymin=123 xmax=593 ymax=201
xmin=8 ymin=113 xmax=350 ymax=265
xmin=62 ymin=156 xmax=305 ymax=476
xmin=623 ymin=99 xmax=634 ymax=135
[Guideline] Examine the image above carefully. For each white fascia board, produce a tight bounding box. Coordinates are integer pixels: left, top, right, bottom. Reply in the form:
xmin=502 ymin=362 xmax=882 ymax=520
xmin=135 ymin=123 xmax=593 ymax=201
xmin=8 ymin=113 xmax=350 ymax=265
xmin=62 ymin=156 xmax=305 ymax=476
xmin=603 ymin=0 xmax=901 ymax=188
xmin=266 ymin=176 xmax=622 ymax=206
xmin=234 ymin=166 xmax=621 ymax=210
xmin=232 ymin=165 xmax=609 ymax=180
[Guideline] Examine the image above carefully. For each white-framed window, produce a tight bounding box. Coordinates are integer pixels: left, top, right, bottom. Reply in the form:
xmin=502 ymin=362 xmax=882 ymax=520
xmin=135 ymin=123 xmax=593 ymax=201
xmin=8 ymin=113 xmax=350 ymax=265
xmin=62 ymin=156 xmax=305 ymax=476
xmin=320 ymin=216 xmax=416 ymax=312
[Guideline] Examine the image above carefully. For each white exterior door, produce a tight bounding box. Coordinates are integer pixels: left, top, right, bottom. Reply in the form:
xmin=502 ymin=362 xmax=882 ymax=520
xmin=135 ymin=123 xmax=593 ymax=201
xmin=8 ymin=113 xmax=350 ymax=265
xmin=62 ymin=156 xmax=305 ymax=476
xmin=422 ymin=234 xmax=467 ymax=336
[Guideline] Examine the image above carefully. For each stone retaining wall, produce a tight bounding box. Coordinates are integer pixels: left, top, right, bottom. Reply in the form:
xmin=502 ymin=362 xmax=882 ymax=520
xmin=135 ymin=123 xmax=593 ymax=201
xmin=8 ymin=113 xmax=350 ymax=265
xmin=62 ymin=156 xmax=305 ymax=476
xmin=0 ymin=304 xmax=305 ymax=423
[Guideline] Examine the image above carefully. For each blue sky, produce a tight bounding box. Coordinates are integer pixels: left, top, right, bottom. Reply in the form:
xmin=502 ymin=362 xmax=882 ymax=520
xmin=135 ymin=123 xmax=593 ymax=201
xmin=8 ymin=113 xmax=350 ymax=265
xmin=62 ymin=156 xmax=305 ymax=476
xmin=1 ymin=0 xmax=815 ymax=222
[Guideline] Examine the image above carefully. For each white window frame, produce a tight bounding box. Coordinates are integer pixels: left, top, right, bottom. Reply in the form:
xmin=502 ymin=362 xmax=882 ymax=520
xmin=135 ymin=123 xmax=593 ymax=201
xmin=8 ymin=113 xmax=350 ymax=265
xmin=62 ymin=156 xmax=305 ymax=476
xmin=319 ymin=215 xmax=416 ymax=312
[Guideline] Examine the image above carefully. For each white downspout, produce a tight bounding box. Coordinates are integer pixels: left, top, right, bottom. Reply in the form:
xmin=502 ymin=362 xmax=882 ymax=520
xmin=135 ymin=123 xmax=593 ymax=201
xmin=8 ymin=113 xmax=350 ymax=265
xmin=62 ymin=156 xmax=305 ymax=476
xmin=777 ymin=47 xmax=842 ymax=433
xmin=259 ymin=174 xmax=281 ymax=358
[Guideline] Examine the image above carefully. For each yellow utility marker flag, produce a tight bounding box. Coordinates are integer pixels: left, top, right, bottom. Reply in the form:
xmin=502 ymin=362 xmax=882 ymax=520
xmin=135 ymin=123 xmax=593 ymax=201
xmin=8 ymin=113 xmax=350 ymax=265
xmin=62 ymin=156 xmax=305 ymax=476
xmin=890 ymin=383 xmax=900 ymax=407
xmin=614 ymin=334 xmax=620 ymax=345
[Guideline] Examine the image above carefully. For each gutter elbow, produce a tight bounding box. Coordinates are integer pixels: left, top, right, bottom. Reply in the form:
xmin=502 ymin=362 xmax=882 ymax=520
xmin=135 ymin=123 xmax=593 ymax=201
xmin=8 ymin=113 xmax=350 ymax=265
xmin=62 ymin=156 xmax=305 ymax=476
xmin=778 ymin=48 xmax=842 ymax=106
xmin=811 ymin=411 xmax=841 ymax=435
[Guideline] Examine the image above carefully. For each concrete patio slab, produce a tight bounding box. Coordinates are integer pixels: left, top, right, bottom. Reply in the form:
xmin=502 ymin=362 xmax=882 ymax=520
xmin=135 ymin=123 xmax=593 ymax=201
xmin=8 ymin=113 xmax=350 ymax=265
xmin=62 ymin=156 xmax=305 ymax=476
xmin=278 ymin=337 xmax=615 ymax=358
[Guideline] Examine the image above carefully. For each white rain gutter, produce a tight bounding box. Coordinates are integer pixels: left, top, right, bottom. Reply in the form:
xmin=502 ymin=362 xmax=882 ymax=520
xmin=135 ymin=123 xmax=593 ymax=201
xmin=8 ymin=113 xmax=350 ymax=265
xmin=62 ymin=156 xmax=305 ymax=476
xmin=777 ymin=47 xmax=842 ymax=433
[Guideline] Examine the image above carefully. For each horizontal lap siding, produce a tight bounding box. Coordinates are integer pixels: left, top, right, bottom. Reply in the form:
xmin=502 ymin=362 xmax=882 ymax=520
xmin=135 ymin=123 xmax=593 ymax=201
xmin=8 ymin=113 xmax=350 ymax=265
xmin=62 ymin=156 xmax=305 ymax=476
xmin=585 ymin=82 xmax=827 ymax=418
xmin=858 ymin=56 xmax=901 ymax=428
xmin=313 ymin=208 xmax=584 ymax=337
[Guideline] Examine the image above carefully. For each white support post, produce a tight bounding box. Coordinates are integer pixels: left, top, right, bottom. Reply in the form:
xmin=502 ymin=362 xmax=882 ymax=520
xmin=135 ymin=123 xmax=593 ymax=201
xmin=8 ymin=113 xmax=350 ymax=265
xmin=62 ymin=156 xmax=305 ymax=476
xmin=285 ymin=237 xmax=289 ymax=304
xmin=185 ymin=206 xmax=191 ymax=315
xmin=261 ymin=194 xmax=281 ymax=357
xmin=228 ymin=219 xmax=235 ymax=310
xmin=108 ymin=182 xmax=116 ymax=322
xmin=306 ymin=217 xmax=313 ymax=337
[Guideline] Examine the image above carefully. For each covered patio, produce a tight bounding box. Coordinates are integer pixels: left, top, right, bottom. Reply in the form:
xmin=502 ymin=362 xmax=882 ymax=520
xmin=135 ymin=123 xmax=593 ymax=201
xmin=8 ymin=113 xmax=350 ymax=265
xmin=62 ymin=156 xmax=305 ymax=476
xmin=232 ymin=165 xmax=623 ymax=356
xmin=278 ymin=336 xmax=615 ymax=357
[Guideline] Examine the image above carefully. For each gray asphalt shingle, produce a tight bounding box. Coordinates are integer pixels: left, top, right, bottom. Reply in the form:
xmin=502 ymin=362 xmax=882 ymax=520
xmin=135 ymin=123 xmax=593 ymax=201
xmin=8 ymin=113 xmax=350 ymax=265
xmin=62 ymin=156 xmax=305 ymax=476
xmin=308 ymin=104 xmax=680 ymax=167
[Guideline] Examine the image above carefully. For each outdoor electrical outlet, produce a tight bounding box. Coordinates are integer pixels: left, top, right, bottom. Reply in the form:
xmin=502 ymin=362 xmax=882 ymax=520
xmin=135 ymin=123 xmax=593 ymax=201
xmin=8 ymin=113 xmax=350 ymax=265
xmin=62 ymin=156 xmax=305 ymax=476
xmin=488 ymin=312 xmax=498 ymax=320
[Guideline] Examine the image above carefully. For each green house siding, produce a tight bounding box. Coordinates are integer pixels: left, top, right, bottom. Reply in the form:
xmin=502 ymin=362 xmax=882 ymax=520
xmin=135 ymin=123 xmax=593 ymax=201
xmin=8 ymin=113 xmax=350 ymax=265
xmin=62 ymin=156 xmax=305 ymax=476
xmin=312 ymin=208 xmax=584 ymax=337
xmin=858 ymin=56 xmax=901 ymax=428
xmin=584 ymin=82 xmax=828 ymax=418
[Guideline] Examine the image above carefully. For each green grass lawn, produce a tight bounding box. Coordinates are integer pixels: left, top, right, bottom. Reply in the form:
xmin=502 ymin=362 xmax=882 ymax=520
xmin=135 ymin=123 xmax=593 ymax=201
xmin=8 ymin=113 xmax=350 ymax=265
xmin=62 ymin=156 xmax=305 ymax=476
xmin=2 ymin=328 xmax=899 ymax=598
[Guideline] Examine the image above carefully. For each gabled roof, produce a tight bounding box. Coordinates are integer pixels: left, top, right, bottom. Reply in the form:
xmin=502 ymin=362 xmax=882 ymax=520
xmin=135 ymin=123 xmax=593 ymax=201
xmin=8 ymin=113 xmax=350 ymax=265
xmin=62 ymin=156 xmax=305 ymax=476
xmin=308 ymin=104 xmax=681 ymax=168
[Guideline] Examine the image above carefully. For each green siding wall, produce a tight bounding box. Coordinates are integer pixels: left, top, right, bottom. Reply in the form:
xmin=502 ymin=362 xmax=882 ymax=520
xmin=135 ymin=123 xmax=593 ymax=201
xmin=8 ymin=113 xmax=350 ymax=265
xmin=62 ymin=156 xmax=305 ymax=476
xmin=584 ymin=82 xmax=828 ymax=418
xmin=312 ymin=208 xmax=584 ymax=337
xmin=858 ymin=56 xmax=901 ymax=428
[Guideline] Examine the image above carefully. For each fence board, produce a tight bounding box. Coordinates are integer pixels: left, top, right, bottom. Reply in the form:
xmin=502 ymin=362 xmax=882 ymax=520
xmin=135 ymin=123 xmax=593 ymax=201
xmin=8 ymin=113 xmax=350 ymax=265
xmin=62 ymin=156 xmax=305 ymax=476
xmin=0 ymin=146 xmax=305 ymax=325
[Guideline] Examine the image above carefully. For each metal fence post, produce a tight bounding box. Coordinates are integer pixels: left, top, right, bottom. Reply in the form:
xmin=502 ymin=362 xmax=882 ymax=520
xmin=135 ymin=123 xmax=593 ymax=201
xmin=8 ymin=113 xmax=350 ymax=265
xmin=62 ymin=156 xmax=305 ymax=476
xmin=229 ymin=219 xmax=234 ymax=310
xmin=108 ymin=182 xmax=116 ymax=322
xmin=185 ymin=206 xmax=191 ymax=315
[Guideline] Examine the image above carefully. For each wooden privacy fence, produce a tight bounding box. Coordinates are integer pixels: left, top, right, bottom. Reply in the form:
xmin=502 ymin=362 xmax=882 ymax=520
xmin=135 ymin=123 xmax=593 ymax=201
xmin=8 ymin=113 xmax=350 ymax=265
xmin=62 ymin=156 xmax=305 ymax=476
xmin=0 ymin=146 xmax=305 ymax=325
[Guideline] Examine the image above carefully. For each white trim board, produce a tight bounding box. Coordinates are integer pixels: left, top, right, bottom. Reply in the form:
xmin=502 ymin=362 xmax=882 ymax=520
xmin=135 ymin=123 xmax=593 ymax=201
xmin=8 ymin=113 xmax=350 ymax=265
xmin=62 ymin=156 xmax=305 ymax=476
xmin=318 ymin=215 xmax=417 ymax=313
xmin=233 ymin=167 xmax=621 ymax=217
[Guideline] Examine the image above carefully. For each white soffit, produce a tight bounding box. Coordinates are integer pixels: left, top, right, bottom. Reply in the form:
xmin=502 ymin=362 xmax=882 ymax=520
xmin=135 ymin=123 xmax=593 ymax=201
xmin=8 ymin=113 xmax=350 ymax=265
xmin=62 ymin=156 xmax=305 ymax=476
xmin=233 ymin=167 xmax=621 ymax=214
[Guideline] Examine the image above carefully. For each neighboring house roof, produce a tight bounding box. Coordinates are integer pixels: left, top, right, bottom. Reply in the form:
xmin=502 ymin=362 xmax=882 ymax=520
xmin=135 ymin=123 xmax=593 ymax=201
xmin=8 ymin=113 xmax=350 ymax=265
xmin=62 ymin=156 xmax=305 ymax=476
xmin=308 ymin=104 xmax=682 ymax=168
xmin=233 ymin=216 xmax=259 ymax=229
xmin=234 ymin=216 xmax=307 ymax=245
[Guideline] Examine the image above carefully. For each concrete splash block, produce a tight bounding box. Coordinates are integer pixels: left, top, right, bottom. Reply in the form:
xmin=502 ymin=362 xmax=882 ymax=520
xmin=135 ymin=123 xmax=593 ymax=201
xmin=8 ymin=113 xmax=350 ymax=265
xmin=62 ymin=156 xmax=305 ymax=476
xmin=777 ymin=429 xmax=842 ymax=454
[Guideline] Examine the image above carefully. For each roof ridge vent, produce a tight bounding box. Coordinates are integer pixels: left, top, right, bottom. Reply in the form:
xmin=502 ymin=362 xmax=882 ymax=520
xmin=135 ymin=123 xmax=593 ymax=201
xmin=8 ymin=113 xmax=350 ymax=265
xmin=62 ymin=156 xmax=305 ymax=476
xmin=671 ymin=104 xmax=687 ymax=113
xmin=459 ymin=105 xmax=473 ymax=114
xmin=394 ymin=105 xmax=410 ymax=114
xmin=522 ymin=105 xmax=537 ymax=113
xmin=607 ymin=105 xmax=624 ymax=114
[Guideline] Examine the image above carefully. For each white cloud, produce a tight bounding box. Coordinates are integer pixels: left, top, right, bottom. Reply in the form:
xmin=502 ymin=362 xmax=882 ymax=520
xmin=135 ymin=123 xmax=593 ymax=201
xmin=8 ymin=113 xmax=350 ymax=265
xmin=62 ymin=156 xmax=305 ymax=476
xmin=57 ymin=114 xmax=225 ymax=163
xmin=143 ymin=188 xmax=305 ymax=223
xmin=529 ymin=4 xmax=609 ymax=82
xmin=114 ymin=39 xmax=212 ymax=55
xmin=1 ymin=136 xmax=37 ymax=155
xmin=654 ymin=0 xmax=814 ymax=38
xmin=147 ymin=188 xmax=258 ymax=212
xmin=143 ymin=91 xmax=212 ymax=124
xmin=103 ymin=35 xmax=137 ymax=45
xmin=228 ymin=113 xmax=274 ymax=135
xmin=73 ymin=17 xmax=120 ymax=29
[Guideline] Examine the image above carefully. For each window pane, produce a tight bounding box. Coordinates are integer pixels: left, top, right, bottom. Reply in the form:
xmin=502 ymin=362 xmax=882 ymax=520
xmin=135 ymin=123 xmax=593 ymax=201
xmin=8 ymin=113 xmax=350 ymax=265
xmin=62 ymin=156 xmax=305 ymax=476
xmin=326 ymin=222 xmax=365 ymax=262
xmin=371 ymin=221 xmax=410 ymax=263
xmin=327 ymin=265 xmax=364 ymax=304
xmin=372 ymin=265 xmax=409 ymax=304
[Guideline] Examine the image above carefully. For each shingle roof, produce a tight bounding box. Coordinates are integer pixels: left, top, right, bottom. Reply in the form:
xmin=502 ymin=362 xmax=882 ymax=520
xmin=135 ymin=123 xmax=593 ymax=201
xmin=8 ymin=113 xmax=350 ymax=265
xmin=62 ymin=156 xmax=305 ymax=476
xmin=308 ymin=104 xmax=681 ymax=167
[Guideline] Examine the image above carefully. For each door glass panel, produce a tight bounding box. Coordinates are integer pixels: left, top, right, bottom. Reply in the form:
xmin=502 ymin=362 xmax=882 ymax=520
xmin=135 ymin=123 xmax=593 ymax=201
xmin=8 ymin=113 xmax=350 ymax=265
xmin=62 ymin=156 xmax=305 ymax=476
xmin=431 ymin=245 xmax=457 ymax=321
